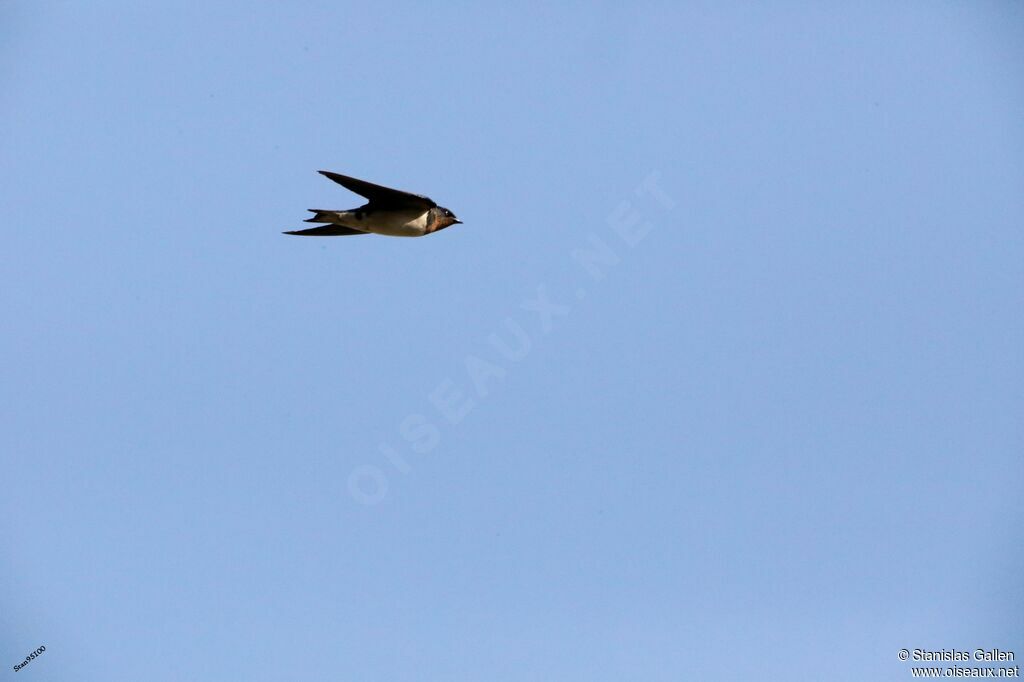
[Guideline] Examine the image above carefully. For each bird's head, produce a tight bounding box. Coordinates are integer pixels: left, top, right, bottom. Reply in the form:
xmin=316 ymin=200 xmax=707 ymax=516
xmin=435 ymin=206 xmax=462 ymax=229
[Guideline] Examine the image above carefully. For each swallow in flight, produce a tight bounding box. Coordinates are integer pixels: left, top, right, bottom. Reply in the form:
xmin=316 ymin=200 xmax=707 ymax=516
xmin=284 ymin=170 xmax=462 ymax=238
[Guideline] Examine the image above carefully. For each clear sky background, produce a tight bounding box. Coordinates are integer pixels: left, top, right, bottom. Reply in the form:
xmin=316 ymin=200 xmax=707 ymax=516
xmin=2 ymin=3 xmax=1022 ymax=680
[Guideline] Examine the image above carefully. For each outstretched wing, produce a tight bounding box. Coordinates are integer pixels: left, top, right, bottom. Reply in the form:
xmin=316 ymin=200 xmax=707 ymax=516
xmin=283 ymin=225 xmax=370 ymax=237
xmin=319 ymin=170 xmax=436 ymax=210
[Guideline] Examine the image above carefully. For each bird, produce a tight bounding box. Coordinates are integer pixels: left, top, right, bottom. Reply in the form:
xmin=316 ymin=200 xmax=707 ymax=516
xmin=284 ymin=170 xmax=462 ymax=238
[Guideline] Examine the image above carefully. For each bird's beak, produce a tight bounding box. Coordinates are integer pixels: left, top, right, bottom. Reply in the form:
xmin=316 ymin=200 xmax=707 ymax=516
xmin=453 ymin=219 xmax=463 ymax=224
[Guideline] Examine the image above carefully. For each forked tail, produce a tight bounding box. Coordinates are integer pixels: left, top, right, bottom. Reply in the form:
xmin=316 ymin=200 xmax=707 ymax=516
xmin=305 ymin=209 xmax=343 ymax=223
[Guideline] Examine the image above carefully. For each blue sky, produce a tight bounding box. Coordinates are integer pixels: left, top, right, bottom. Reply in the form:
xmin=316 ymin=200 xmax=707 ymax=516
xmin=2 ymin=3 xmax=1022 ymax=680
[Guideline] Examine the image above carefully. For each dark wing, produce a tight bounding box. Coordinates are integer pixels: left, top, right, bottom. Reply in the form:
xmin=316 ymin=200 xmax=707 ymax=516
xmin=283 ymin=225 xmax=370 ymax=237
xmin=319 ymin=170 xmax=436 ymax=210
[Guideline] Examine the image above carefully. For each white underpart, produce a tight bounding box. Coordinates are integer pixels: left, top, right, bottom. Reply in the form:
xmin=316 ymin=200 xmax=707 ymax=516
xmin=332 ymin=208 xmax=430 ymax=237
